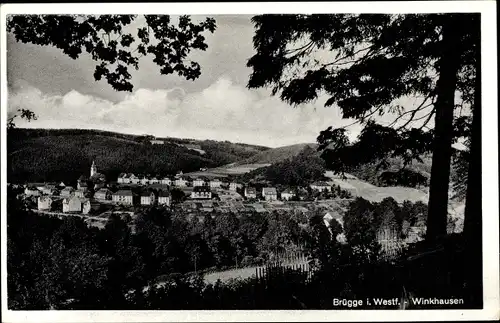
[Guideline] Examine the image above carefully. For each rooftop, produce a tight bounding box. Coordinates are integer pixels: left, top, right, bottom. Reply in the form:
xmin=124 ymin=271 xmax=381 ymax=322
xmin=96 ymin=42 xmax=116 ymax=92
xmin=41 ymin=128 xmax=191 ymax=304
xmin=113 ymin=190 xmax=134 ymax=196
xmin=193 ymin=186 xmax=211 ymax=193
xmin=263 ymin=187 xmax=277 ymax=194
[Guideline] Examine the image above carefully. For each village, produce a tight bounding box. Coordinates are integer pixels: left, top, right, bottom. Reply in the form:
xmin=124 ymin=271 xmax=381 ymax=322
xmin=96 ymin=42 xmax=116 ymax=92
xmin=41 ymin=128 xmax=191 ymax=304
xmin=19 ymin=160 xmax=353 ymax=226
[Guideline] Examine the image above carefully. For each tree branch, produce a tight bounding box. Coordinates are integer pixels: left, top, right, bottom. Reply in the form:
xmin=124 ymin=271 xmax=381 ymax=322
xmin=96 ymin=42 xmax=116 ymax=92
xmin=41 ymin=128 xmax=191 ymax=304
xmin=418 ymin=109 xmax=436 ymax=130
xmin=388 ymin=94 xmax=435 ymax=130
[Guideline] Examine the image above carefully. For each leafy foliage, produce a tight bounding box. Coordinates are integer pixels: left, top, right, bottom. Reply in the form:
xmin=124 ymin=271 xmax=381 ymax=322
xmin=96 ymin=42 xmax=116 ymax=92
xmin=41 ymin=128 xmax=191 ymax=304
xmin=238 ymin=145 xmax=327 ymax=186
xmin=247 ymin=13 xmax=479 ymax=240
xmin=7 ymin=14 xmax=216 ymax=91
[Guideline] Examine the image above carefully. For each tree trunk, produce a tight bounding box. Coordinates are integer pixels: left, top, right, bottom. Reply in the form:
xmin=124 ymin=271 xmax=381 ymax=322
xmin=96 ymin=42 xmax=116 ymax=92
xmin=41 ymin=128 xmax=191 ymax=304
xmin=463 ymin=17 xmax=482 ymax=247
xmin=463 ymin=14 xmax=482 ymax=308
xmin=425 ymin=15 xmax=463 ymax=241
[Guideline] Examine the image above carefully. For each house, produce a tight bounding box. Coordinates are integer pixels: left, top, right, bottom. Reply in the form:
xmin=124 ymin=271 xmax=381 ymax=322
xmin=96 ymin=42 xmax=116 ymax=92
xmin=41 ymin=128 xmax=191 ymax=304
xmin=310 ymin=181 xmax=332 ymax=192
xmin=280 ymin=189 xmax=295 ymax=201
xmin=119 ymin=173 xmax=132 ymax=184
xmin=140 ymin=191 xmax=156 ymax=205
xmin=37 ymin=196 xmax=53 ymax=211
xmin=77 ymin=181 xmax=88 ymax=192
xmin=244 ymin=187 xmax=257 ymax=199
xmin=149 ymin=176 xmax=159 ymax=184
xmin=63 ymin=196 xmax=82 ymax=213
xmin=229 ymin=182 xmax=243 ymax=191
xmin=191 ymin=186 xmax=212 ymax=199
xmin=175 ymin=171 xmax=184 ymax=179
xmin=40 ymin=184 xmax=57 ymax=195
xmin=158 ymin=190 xmax=171 ymax=206
xmin=209 ymin=179 xmax=222 ymax=189
xmin=32 ymin=183 xmax=46 ymax=191
xmin=140 ymin=175 xmax=149 ymax=185
xmin=150 ymin=139 xmax=165 ymax=145
xmin=74 ymin=189 xmax=86 ymax=198
xmin=183 ymin=144 xmax=205 ymax=155
xmin=175 ymin=177 xmax=188 ymax=187
xmin=24 ymin=186 xmax=41 ymax=197
xmin=94 ymin=188 xmax=112 ymax=201
xmin=161 ymin=177 xmax=172 ymax=185
xmin=60 ymin=186 xmax=75 ymax=198
xmin=112 ymin=190 xmax=134 ymax=205
xmin=116 ymin=173 xmax=127 ymax=184
xmin=262 ymin=187 xmax=278 ymax=201
xmin=82 ymin=200 xmax=100 ymax=215
xmin=192 ymin=177 xmax=206 ymax=187
xmin=129 ymin=174 xmax=140 ymax=184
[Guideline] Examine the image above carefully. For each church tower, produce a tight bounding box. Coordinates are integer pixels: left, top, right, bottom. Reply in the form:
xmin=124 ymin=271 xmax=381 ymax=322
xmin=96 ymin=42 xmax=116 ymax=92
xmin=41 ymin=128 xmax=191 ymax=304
xmin=90 ymin=160 xmax=97 ymax=177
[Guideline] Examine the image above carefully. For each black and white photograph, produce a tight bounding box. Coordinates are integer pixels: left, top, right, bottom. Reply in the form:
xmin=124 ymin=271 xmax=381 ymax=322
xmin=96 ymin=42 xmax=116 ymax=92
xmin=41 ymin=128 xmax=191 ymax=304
xmin=1 ymin=2 xmax=498 ymax=322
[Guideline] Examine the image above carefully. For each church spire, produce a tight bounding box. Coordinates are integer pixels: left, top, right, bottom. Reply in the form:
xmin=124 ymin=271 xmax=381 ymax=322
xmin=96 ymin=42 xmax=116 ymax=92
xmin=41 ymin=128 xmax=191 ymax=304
xmin=90 ymin=160 xmax=97 ymax=177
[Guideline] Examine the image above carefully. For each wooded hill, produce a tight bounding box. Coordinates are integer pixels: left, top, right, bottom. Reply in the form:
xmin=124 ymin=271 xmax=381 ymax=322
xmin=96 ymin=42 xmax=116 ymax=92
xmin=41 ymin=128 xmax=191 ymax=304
xmin=7 ymin=128 xmax=269 ymax=184
xmin=235 ymin=143 xmax=318 ymax=165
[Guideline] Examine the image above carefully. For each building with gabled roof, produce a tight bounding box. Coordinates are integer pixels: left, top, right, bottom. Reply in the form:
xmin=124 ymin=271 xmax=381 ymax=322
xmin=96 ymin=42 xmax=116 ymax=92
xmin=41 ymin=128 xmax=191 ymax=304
xmin=229 ymin=182 xmax=243 ymax=191
xmin=209 ymin=178 xmax=222 ymax=188
xmin=158 ymin=190 xmax=171 ymax=206
xmin=112 ymin=190 xmax=134 ymax=205
xmin=262 ymin=187 xmax=278 ymax=201
xmin=129 ymin=174 xmax=140 ymax=184
xmin=60 ymin=186 xmax=75 ymax=198
xmin=191 ymin=186 xmax=212 ymax=199
xmin=37 ymin=196 xmax=53 ymax=211
xmin=140 ymin=190 xmax=156 ymax=205
xmin=24 ymin=186 xmax=41 ymax=197
xmin=193 ymin=177 xmax=207 ymax=187
xmin=63 ymin=196 xmax=82 ymax=213
xmin=310 ymin=181 xmax=331 ymax=192
xmin=77 ymin=180 xmax=88 ymax=192
xmin=175 ymin=177 xmax=189 ymax=187
xmin=94 ymin=188 xmax=112 ymax=201
xmin=74 ymin=188 xmax=86 ymax=198
xmin=280 ymin=188 xmax=296 ymax=201
xmin=160 ymin=176 xmax=172 ymax=185
xmin=244 ymin=187 xmax=257 ymax=199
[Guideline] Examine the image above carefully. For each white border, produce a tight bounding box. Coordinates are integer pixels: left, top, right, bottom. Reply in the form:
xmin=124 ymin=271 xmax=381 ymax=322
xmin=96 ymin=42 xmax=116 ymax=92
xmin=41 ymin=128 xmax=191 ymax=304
xmin=1 ymin=1 xmax=498 ymax=322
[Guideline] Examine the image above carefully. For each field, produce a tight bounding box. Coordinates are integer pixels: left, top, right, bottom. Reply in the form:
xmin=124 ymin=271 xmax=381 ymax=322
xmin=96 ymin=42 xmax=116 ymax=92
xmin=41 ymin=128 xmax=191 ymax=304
xmin=186 ymin=163 xmax=272 ymax=177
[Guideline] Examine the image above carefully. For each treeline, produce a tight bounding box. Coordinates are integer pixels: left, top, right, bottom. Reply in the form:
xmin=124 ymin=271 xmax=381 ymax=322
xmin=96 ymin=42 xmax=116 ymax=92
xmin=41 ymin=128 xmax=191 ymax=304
xmin=7 ymin=129 xmax=269 ymax=184
xmin=8 ymin=134 xmax=213 ymax=184
xmin=307 ymin=197 xmax=470 ymax=308
xmin=238 ymin=146 xmax=328 ymax=186
xmin=8 ymin=185 xmax=472 ymax=309
xmin=199 ymin=140 xmax=269 ymax=166
xmin=348 ymin=157 xmax=432 ymax=188
xmin=7 ymin=185 xmax=307 ymax=309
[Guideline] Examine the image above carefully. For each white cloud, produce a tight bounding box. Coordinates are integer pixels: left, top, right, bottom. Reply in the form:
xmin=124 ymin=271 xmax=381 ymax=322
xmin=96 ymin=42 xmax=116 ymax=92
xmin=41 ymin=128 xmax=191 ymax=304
xmin=8 ymin=76 xmax=360 ymax=148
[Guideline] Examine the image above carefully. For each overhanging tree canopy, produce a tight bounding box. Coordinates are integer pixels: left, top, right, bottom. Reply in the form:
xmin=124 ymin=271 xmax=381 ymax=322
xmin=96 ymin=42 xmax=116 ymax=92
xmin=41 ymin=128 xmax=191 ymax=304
xmin=6 ymin=14 xmax=217 ymax=127
xmin=247 ymin=13 xmax=480 ymax=241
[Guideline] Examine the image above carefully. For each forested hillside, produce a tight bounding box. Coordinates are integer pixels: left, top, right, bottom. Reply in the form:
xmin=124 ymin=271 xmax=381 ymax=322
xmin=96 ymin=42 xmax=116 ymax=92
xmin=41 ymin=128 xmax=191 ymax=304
xmin=235 ymin=143 xmax=318 ymax=165
xmin=348 ymin=156 xmax=433 ymax=187
xmin=237 ymin=146 xmax=328 ymax=186
xmin=7 ymin=128 xmax=269 ymax=184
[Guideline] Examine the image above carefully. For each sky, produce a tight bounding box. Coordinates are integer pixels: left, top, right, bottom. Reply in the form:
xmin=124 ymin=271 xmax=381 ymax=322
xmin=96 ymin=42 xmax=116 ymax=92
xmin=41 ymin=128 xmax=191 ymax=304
xmin=7 ymin=15 xmax=372 ymax=148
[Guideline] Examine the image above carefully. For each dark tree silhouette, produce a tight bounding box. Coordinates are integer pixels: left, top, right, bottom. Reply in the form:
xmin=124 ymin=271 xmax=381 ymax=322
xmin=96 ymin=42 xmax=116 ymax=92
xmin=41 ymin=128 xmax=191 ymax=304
xmin=247 ymin=13 xmax=479 ymax=243
xmin=7 ymin=14 xmax=216 ymax=91
xmin=6 ymin=14 xmax=217 ymax=127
